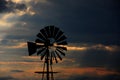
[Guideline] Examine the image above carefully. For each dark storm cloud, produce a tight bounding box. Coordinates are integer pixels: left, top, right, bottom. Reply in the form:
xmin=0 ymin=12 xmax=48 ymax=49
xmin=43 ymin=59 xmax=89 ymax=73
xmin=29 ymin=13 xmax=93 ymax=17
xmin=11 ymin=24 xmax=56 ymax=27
xmin=61 ymin=74 xmax=120 ymax=80
xmin=0 ymin=0 xmax=27 ymax=13
xmin=67 ymin=48 xmax=120 ymax=72
xmin=79 ymin=49 xmax=110 ymax=67
xmin=12 ymin=0 xmax=119 ymax=45
xmin=51 ymin=0 xmax=120 ymax=45
xmin=0 ymin=0 xmax=7 ymax=12
xmin=107 ymin=51 xmax=120 ymax=72
xmin=2 ymin=0 xmax=118 ymax=45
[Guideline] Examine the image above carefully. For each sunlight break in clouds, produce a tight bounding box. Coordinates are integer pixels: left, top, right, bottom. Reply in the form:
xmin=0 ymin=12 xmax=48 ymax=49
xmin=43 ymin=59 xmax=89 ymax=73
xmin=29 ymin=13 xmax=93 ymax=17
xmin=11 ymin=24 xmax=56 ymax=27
xmin=5 ymin=42 xmax=120 ymax=53
xmin=0 ymin=13 xmax=19 ymax=39
xmin=67 ymin=46 xmax=87 ymax=51
xmin=67 ymin=43 xmax=120 ymax=52
xmin=11 ymin=0 xmax=47 ymax=3
xmin=0 ymin=0 xmax=36 ymax=39
xmin=0 ymin=13 xmax=18 ymax=29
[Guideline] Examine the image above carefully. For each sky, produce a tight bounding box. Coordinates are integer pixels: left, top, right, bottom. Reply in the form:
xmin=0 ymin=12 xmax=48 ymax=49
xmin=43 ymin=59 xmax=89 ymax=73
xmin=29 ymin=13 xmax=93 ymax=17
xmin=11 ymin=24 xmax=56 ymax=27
xmin=0 ymin=0 xmax=120 ymax=80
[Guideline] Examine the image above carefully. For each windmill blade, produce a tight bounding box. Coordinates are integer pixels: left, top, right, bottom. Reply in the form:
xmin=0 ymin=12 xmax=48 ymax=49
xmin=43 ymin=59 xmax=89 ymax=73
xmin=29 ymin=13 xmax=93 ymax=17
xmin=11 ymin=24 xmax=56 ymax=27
xmin=45 ymin=26 xmax=51 ymax=37
xmin=52 ymin=52 xmax=58 ymax=63
xmin=36 ymin=45 xmax=44 ymax=49
xmin=56 ymin=48 xmax=65 ymax=56
xmin=50 ymin=26 xmax=54 ymax=37
xmin=41 ymin=50 xmax=47 ymax=60
xmin=50 ymin=58 xmax=53 ymax=65
xmin=57 ymin=41 xmax=67 ymax=45
xmin=56 ymin=35 xmax=67 ymax=42
xmin=53 ymin=27 xmax=59 ymax=38
xmin=37 ymin=48 xmax=46 ymax=55
xmin=55 ymin=31 xmax=63 ymax=40
xmin=35 ymin=39 xmax=44 ymax=43
xmin=40 ymin=29 xmax=47 ymax=39
xmin=56 ymin=46 xmax=67 ymax=51
xmin=55 ymin=51 xmax=62 ymax=60
xmin=50 ymin=51 xmax=53 ymax=65
xmin=36 ymin=33 xmax=46 ymax=41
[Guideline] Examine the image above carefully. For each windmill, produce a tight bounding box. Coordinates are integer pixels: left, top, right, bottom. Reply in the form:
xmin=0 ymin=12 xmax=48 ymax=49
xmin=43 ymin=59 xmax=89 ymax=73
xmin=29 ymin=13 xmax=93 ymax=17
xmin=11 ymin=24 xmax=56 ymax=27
xmin=27 ymin=25 xmax=67 ymax=80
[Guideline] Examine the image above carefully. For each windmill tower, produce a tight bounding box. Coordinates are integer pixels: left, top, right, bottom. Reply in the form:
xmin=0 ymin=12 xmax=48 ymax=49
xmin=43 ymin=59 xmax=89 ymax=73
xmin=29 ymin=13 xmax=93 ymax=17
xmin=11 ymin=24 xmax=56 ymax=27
xmin=27 ymin=25 xmax=67 ymax=80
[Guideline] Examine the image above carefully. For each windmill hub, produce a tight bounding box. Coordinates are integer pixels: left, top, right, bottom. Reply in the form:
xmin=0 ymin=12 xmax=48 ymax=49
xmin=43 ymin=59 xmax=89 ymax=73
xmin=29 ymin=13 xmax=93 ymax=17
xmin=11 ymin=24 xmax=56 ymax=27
xmin=49 ymin=38 xmax=55 ymax=44
xmin=44 ymin=38 xmax=56 ymax=47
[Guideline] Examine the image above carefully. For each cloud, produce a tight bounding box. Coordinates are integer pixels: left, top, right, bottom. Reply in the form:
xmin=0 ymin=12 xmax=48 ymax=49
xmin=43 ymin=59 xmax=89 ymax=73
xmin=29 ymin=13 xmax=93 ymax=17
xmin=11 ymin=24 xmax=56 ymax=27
xmin=25 ymin=0 xmax=120 ymax=45
xmin=1 ymin=0 xmax=119 ymax=46
xmin=0 ymin=76 xmax=17 ymax=80
xmin=68 ymin=43 xmax=120 ymax=52
xmin=5 ymin=42 xmax=26 ymax=49
xmin=0 ymin=61 xmax=37 ymax=65
xmin=11 ymin=70 xmax=24 ymax=72
xmin=0 ymin=1 xmax=119 ymax=79
xmin=32 ymin=0 xmax=119 ymax=45
xmin=0 ymin=0 xmax=8 ymax=12
xmin=0 ymin=0 xmax=36 ymax=16
xmin=0 ymin=0 xmax=26 ymax=13
xmin=0 ymin=0 xmax=35 ymax=40
xmin=0 ymin=14 xmax=19 ymax=31
xmin=66 ymin=46 xmax=120 ymax=72
xmin=55 ymin=67 xmax=120 ymax=80
xmin=67 ymin=46 xmax=87 ymax=51
xmin=1 ymin=38 xmax=120 ymax=52
xmin=60 ymin=74 xmax=120 ymax=80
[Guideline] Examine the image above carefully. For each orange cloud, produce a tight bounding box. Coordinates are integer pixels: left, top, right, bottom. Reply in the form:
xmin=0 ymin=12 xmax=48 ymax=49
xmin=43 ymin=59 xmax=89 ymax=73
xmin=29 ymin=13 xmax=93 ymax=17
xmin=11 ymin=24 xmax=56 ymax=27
xmin=6 ymin=42 xmax=27 ymax=49
xmin=0 ymin=60 xmax=120 ymax=80
xmin=0 ymin=61 xmax=40 ymax=65
xmin=55 ymin=67 xmax=120 ymax=79
xmin=22 ymin=56 xmax=39 ymax=59
xmin=5 ymin=42 xmax=120 ymax=54
xmin=67 ymin=43 xmax=120 ymax=52
xmin=67 ymin=46 xmax=87 ymax=51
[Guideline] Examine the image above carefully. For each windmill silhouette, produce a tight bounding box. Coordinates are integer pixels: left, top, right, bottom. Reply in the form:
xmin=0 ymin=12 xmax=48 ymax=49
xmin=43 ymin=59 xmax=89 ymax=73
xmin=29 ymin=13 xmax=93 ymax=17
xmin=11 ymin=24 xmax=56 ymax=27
xmin=27 ymin=25 xmax=67 ymax=80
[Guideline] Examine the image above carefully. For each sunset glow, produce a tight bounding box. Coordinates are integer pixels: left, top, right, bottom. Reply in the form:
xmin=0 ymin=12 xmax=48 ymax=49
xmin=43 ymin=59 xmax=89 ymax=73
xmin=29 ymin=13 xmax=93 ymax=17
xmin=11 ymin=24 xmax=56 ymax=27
xmin=0 ymin=0 xmax=119 ymax=80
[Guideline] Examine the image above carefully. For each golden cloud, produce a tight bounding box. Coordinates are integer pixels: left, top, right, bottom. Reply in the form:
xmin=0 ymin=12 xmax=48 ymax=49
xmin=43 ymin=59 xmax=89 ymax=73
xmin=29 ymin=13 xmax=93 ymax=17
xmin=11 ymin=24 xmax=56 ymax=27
xmin=22 ymin=56 xmax=39 ymax=59
xmin=67 ymin=46 xmax=87 ymax=51
xmin=91 ymin=44 xmax=120 ymax=52
xmin=4 ymin=42 xmax=120 ymax=53
xmin=5 ymin=42 xmax=26 ymax=49
xmin=0 ymin=13 xmax=18 ymax=28
xmin=11 ymin=0 xmax=46 ymax=3
xmin=0 ymin=61 xmax=39 ymax=65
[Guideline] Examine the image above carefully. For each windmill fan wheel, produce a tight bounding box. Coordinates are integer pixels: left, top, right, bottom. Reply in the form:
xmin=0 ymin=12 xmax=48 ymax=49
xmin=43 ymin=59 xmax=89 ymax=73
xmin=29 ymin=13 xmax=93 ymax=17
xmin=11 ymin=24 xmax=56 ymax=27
xmin=35 ymin=25 xmax=67 ymax=64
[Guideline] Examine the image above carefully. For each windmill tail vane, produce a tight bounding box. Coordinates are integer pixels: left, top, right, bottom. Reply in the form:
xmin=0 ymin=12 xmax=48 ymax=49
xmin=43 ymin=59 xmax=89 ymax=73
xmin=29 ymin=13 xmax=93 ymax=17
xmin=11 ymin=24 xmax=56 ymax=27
xmin=27 ymin=25 xmax=67 ymax=80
